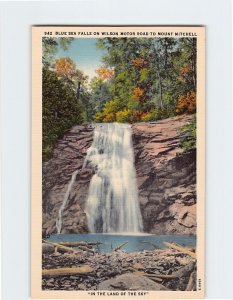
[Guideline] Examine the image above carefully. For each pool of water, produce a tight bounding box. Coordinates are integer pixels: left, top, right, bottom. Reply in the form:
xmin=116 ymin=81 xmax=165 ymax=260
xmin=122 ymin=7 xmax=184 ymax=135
xmin=47 ymin=234 xmax=196 ymax=253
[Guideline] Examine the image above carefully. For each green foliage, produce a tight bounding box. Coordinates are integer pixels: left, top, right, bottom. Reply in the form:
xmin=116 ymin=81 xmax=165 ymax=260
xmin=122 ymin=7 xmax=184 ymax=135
xmin=140 ymin=111 xmax=156 ymax=122
xmin=42 ymin=37 xmax=74 ymax=67
xmin=94 ymin=98 xmax=125 ymax=122
xmin=116 ymin=109 xmax=135 ymax=123
xmin=89 ymin=77 xmax=114 ymax=114
xmin=179 ymin=115 xmax=196 ymax=152
xmin=140 ymin=68 xmax=150 ymax=82
xmin=42 ymin=68 xmax=83 ymax=161
xmin=94 ymin=37 xmax=197 ymax=123
xmin=140 ymin=107 xmax=172 ymax=122
xmin=42 ymin=37 xmax=198 ymax=162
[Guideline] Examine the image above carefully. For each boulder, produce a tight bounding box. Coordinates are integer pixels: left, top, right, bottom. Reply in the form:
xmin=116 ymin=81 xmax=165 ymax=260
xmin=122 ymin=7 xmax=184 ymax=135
xmin=42 ymin=243 xmax=55 ymax=254
xmin=98 ymin=273 xmax=169 ymax=291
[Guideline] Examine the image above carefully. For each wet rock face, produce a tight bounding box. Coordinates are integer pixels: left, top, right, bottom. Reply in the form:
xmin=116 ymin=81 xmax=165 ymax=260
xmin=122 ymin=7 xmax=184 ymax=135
xmin=42 ymin=115 xmax=196 ymax=235
xmin=132 ymin=115 xmax=196 ymax=234
xmin=42 ymin=124 xmax=94 ymax=236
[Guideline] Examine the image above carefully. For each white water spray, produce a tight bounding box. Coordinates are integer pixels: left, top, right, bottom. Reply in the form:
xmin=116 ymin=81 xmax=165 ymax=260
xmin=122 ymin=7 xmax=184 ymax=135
xmin=85 ymin=123 xmax=143 ymax=233
xmin=56 ymin=169 xmax=80 ymax=234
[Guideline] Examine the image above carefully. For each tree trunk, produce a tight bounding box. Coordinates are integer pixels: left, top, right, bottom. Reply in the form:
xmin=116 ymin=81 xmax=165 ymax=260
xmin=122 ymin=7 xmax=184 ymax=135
xmin=42 ymin=240 xmax=80 ymax=254
xmin=113 ymin=241 xmax=128 ymax=251
xmin=42 ymin=266 xmax=94 ymax=277
xmin=192 ymin=39 xmax=197 ymax=89
xmin=163 ymin=242 xmax=196 ymax=259
xmin=76 ymin=81 xmax=81 ymax=99
xmin=157 ymin=72 xmax=163 ymax=108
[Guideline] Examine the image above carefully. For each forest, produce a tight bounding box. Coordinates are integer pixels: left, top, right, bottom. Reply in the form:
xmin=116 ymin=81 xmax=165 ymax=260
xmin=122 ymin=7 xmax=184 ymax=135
xmin=42 ymin=37 xmax=197 ymax=160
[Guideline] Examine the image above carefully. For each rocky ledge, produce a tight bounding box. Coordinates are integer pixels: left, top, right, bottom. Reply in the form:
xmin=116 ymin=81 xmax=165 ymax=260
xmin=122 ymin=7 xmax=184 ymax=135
xmin=42 ymin=115 xmax=196 ymax=235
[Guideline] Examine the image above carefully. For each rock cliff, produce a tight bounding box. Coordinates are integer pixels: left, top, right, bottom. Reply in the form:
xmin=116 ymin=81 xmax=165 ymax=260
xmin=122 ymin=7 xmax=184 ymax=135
xmin=42 ymin=124 xmax=94 ymax=235
xmin=132 ymin=115 xmax=196 ymax=235
xmin=42 ymin=115 xmax=196 ymax=236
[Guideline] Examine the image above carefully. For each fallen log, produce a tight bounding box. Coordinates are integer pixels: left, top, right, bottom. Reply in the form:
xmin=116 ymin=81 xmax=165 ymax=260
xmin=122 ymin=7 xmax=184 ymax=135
xmin=59 ymin=241 xmax=103 ymax=248
xmin=76 ymin=245 xmax=95 ymax=254
xmin=132 ymin=270 xmax=177 ymax=279
xmin=144 ymin=274 xmax=177 ymax=279
xmin=186 ymin=270 xmax=196 ymax=291
xmin=42 ymin=239 xmax=80 ymax=254
xmin=173 ymin=261 xmax=195 ymax=278
xmin=186 ymin=247 xmax=196 ymax=253
xmin=42 ymin=266 xmax=94 ymax=277
xmin=146 ymin=277 xmax=163 ymax=283
xmin=132 ymin=267 xmax=191 ymax=281
xmin=113 ymin=242 xmax=128 ymax=251
xmin=43 ymin=240 xmax=97 ymax=255
xmin=163 ymin=242 xmax=196 ymax=259
xmin=140 ymin=241 xmax=160 ymax=249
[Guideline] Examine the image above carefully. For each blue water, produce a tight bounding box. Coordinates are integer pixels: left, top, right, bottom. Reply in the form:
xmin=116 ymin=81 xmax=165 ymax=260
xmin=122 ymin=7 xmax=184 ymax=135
xmin=47 ymin=234 xmax=196 ymax=253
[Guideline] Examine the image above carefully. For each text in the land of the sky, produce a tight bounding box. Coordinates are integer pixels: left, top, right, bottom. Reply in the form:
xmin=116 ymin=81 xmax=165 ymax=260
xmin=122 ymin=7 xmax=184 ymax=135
xmin=87 ymin=291 xmax=149 ymax=296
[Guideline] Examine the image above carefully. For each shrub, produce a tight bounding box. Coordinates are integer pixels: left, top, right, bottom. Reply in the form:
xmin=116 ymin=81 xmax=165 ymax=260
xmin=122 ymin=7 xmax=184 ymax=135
xmin=116 ymin=109 xmax=135 ymax=123
xmin=176 ymin=91 xmax=196 ymax=114
xmin=131 ymin=87 xmax=145 ymax=101
xmin=140 ymin=111 xmax=156 ymax=122
xmin=94 ymin=98 xmax=125 ymax=122
xmin=103 ymin=113 xmax=116 ymax=122
xmin=131 ymin=58 xmax=148 ymax=69
xmin=179 ymin=115 xmax=196 ymax=152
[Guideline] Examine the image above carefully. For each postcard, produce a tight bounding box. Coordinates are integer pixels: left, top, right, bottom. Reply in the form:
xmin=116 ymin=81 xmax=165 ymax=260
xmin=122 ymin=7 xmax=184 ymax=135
xmin=32 ymin=26 xmax=205 ymax=299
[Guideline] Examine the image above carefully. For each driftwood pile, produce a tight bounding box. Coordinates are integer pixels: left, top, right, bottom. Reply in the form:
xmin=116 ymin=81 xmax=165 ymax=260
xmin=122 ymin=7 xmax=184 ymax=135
xmin=42 ymin=239 xmax=197 ymax=291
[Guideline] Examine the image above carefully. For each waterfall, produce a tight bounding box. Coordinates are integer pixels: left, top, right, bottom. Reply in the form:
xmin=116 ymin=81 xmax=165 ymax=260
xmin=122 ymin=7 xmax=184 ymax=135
xmin=56 ymin=169 xmax=80 ymax=234
xmin=85 ymin=123 xmax=143 ymax=234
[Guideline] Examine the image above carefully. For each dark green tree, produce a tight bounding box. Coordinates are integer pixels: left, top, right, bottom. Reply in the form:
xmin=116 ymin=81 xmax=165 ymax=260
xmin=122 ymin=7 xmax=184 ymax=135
xmin=42 ymin=37 xmax=74 ymax=67
xmin=42 ymin=68 xmax=83 ymax=160
xmin=89 ymin=77 xmax=114 ymax=113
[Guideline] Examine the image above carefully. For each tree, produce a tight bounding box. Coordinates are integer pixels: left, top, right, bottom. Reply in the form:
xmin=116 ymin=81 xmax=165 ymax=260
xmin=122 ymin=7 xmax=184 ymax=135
xmin=89 ymin=77 xmax=113 ymax=114
xmin=42 ymin=68 xmax=83 ymax=160
xmin=42 ymin=37 xmax=74 ymax=67
xmin=88 ymin=66 xmax=116 ymax=119
xmin=95 ymin=37 xmax=197 ymax=122
xmin=53 ymin=57 xmax=88 ymax=96
xmin=54 ymin=57 xmax=76 ymax=82
xmin=176 ymin=91 xmax=196 ymax=114
xmin=96 ymin=66 xmax=114 ymax=81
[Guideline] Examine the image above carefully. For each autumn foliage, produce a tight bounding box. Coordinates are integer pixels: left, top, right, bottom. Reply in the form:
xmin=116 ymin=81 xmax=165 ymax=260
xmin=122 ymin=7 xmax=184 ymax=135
xmin=93 ymin=38 xmax=197 ymax=123
xmin=42 ymin=37 xmax=197 ymax=154
xmin=96 ymin=66 xmax=114 ymax=80
xmin=178 ymin=64 xmax=191 ymax=83
xmin=176 ymin=91 xmax=196 ymax=114
xmin=131 ymin=58 xmax=148 ymax=69
xmin=54 ymin=57 xmax=76 ymax=79
xmin=132 ymin=87 xmax=145 ymax=101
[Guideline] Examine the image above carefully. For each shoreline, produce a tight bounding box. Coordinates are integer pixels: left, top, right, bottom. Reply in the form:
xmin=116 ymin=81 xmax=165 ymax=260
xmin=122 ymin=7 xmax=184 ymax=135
xmin=42 ymin=247 xmax=196 ymax=291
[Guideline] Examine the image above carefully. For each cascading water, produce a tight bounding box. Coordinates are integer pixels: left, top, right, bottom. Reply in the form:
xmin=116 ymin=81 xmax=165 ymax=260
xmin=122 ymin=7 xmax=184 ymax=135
xmin=85 ymin=123 xmax=143 ymax=234
xmin=56 ymin=169 xmax=80 ymax=234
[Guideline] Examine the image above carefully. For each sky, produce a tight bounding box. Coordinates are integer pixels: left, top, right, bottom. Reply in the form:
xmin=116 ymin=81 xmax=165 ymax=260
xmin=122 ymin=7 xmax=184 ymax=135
xmin=55 ymin=38 xmax=105 ymax=81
